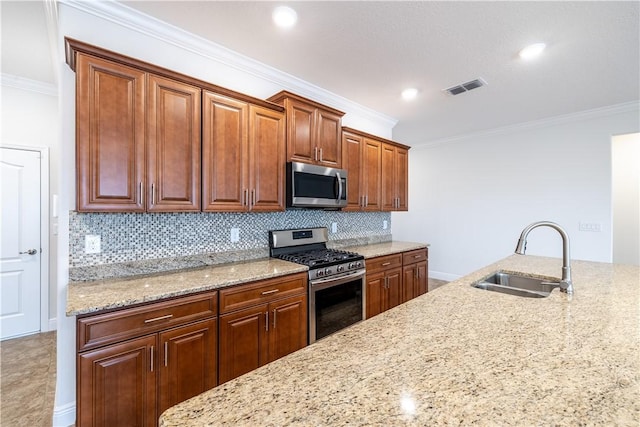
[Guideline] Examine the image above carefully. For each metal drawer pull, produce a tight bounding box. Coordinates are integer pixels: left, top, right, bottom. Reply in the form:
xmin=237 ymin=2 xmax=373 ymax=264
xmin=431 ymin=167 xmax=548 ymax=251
xmin=144 ymin=314 xmax=174 ymax=323
xmin=414 ymin=255 xmax=422 ymax=258
xmin=273 ymin=309 xmax=277 ymax=328
xmin=261 ymin=289 xmax=279 ymax=295
xmin=381 ymin=262 xmax=392 ymax=266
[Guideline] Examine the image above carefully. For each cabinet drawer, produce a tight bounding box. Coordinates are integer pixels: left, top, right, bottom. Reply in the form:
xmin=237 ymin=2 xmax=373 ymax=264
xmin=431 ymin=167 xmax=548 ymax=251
xmin=403 ymin=249 xmax=428 ymax=265
xmin=78 ymin=291 xmax=217 ymax=352
xmin=219 ymin=273 xmax=307 ymax=314
xmin=367 ymin=254 xmax=403 ymax=273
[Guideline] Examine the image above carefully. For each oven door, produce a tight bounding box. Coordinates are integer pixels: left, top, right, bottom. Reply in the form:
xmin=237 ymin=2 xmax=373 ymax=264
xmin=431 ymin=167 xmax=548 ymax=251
xmin=309 ymin=269 xmax=365 ymax=343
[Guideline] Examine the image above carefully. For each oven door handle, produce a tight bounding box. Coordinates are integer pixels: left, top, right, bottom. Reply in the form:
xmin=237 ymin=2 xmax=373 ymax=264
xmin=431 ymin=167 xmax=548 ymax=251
xmin=310 ymin=269 xmax=366 ymax=290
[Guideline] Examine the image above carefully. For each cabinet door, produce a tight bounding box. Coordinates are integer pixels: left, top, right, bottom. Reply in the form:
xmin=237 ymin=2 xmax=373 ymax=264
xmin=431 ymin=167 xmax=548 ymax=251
xmin=316 ymin=109 xmax=342 ymax=168
xmin=362 ymin=138 xmax=381 ymax=211
xmin=416 ymin=260 xmax=428 ymax=296
xmin=395 ymin=146 xmax=409 ymax=211
xmin=385 ymin=268 xmax=403 ymax=311
xmin=78 ymin=335 xmax=157 ymax=427
xmin=341 ymin=132 xmax=364 ymax=211
xmin=248 ymin=105 xmax=286 ymax=212
xmin=381 ymin=143 xmax=397 ymax=211
xmin=202 ymin=92 xmax=248 ymax=212
xmin=285 ymin=99 xmax=316 ymax=164
xmin=219 ymin=304 xmax=268 ymax=384
xmin=76 ymin=53 xmax=145 ymax=212
xmin=158 ymin=319 xmax=217 ymax=415
xmin=267 ymin=294 xmax=307 ymax=363
xmin=402 ymin=265 xmax=417 ymax=303
xmin=365 ymin=271 xmax=385 ymax=319
xmin=147 ymin=75 xmax=201 ymax=212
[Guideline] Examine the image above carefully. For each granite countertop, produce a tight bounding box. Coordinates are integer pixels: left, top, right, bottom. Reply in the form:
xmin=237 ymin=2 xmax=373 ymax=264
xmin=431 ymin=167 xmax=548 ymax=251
xmin=159 ymin=255 xmax=640 ymax=426
xmin=341 ymin=241 xmax=428 ymax=258
xmin=66 ymin=258 xmax=307 ymax=316
xmin=66 ymin=240 xmax=427 ymax=316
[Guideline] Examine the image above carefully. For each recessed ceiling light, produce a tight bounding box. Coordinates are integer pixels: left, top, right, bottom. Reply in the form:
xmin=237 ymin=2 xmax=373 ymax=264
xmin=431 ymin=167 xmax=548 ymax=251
xmin=401 ymin=88 xmax=418 ymax=101
xmin=272 ymin=6 xmax=298 ymax=29
xmin=519 ymin=43 xmax=546 ymax=60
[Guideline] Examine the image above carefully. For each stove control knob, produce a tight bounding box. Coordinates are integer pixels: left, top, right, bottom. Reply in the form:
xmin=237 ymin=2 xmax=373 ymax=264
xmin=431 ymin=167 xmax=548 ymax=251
xmin=324 ymin=267 xmax=332 ymax=276
xmin=356 ymin=261 xmax=363 ymax=268
xmin=348 ymin=262 xmax=355 ymax=269
xmin=337 ymin=265 xmax=344 ymax=273
xmin=317 ymin=270 xmax=324 ymax=277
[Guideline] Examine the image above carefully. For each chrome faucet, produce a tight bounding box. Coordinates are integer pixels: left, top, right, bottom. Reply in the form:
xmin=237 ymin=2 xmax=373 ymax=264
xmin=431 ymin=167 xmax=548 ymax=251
xmin=514 ymin=221 xmax=574 ymax=294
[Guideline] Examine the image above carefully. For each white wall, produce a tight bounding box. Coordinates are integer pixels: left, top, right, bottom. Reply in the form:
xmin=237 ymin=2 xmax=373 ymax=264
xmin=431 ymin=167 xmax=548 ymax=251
xmin=393 ymin=105 xmax=640 ymax=281
xmin=0 ymin=82 xmax=59 ymax=327
xmin=612 ymin=133 xmax=640 ymax=265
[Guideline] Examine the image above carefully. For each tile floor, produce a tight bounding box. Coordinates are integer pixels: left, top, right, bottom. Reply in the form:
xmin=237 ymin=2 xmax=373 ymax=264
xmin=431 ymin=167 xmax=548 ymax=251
xmin=0 ymin=331 xmax=56 ymax=427
xmin=0 ymin=279 xmax=448 ymax=427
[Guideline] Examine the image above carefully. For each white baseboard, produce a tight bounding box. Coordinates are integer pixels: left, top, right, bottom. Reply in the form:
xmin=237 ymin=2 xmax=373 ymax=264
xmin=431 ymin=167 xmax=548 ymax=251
xmin=48 ymin=317 xmax=57 ymax=331
xmin=52 ymin=401 xmax=75 ymax=427
xmin=429 ymin=271 xmax=460 ymax=282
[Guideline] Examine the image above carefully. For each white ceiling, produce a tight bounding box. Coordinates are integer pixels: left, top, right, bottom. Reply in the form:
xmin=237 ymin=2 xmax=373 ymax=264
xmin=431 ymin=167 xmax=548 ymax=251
xmin=2 ymin=1 xmax=639 ymax=145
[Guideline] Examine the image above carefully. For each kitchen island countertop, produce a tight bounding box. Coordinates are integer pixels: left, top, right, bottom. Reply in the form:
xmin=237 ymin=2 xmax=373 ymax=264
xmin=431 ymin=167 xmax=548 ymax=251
xmin=160 ymin=254 xmax=639 ymax=426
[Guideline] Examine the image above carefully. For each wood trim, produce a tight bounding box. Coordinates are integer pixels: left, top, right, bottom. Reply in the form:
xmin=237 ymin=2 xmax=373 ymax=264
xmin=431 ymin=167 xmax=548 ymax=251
xmin=267 ymin=90 xmax=345 ymax=117
xmin=342 ymin=126 xmax=410 ymax=150
xmin=65 ymin=37 xmax=284 ymax=112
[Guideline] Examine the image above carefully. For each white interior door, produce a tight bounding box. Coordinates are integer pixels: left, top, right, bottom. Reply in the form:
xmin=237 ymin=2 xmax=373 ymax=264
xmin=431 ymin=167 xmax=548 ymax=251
xmin=1 ymin=147 xmax=42 ymax=340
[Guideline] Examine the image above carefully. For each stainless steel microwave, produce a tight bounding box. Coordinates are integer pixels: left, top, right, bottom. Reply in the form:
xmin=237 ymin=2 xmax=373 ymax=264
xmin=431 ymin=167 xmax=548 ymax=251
xmin=287 ymin=162 xmax=347 ymax=209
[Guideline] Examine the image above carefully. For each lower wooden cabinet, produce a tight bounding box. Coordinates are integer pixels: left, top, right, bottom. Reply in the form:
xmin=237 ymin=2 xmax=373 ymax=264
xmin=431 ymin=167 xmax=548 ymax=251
xmin=76 ymin=291 xmax=218 ymax=427
xmin=78 ymin=335 xmax=157 ymax=427
xmin=366 ymin=248 xmax=429 ymax=318
xmin=218 ymin=276 xmax=307 ymax=384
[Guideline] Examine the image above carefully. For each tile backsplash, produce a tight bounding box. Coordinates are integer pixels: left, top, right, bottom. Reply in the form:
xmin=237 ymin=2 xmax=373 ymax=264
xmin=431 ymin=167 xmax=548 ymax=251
xmin=69 ymin=210 xmax=391 ymax=269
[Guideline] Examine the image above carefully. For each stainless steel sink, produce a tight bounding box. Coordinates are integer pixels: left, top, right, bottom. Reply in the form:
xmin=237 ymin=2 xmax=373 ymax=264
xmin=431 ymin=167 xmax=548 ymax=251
xmin=471 ymin=271 xmax=560 ymax=298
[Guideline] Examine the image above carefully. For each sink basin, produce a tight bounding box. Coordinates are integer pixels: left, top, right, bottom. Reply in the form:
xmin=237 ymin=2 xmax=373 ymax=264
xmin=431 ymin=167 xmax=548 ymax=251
xmin=471 ymin=271 xmax=559 ymax=298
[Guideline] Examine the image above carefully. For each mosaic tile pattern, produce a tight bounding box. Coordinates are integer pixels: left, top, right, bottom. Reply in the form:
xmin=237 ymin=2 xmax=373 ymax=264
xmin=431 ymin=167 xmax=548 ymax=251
xmin=69 ymin=210 xmax=392 ymax=268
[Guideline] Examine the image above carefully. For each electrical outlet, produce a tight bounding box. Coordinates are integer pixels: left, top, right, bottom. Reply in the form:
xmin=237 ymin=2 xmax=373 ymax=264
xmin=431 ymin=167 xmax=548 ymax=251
xmin=85 ymin=235 xmax=101 ymax=254
xmin=230 ymin=228 xmax=240 ymax=242
xmin=383 ymin=220 xmax=388 ymax=230
xmin=331 ymin=222 xmax=337 ymax=233
xmin=579 ymin=222 xmax=602 ymax=232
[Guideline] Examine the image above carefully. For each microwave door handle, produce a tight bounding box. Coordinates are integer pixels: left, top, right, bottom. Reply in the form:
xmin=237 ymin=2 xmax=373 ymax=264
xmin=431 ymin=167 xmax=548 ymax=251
xmin=335 ymin=172 xmax=343 ymax=202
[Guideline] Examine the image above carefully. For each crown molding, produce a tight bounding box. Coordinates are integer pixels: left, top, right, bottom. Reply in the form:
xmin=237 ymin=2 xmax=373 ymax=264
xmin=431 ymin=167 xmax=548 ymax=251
xmin=43 ymin=0 xmax=60 ymax=84
xmin=59 ymin=0 xmax=398 ymax=130
xmin=412 ymin=101 xmax=640 ymax=149
xmin=1 ymin=73 xmax=57 ymax=96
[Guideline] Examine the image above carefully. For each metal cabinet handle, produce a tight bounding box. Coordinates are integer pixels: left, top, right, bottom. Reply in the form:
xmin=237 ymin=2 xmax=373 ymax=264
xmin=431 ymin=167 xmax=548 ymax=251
xmin=261 ymin=289 xmax=279 ymax=295
xmin=19 ymin=249 xmax=37 ymax=255
xmin=164 ymin=342 xmax=168 ymax=367
xmin=150 ymin=346 xmax=154 ymax=372
xmin=265 ymin=311 xmax=269 ymax=332
xmin=138 ymin=182 xmax=143 ymax=205
xmin=151 ymin=183 xmax=156 ymax=205
xmin=314 ymin=147 xmax=318 ymax=161
xmin=273 ymin=309 xmax=277 ymax=329
xmin=381 ymin=262 xmax=392 ymax=266
xmin=144 ymin=314 xmax=173 ymax=323
xmin=251 ymin=189 xmax=256 ymax=208
xmin=319 ymin=148 xmax=323 ymax=162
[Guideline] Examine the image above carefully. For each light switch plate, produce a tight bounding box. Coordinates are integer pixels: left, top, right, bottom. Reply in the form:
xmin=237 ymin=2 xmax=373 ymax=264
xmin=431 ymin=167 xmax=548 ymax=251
xmin=230 ymin=228 xmax=240 ymax=242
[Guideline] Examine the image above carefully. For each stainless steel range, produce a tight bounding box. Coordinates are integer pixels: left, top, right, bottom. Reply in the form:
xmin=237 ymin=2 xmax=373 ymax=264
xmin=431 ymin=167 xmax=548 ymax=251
xmin=269 ymin=227 xmax=366 ymax=343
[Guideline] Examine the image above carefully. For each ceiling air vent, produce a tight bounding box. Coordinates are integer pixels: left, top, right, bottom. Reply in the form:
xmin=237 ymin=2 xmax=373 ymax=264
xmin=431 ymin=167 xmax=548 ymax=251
xmin=443 ymin=78 xmax=487 ymax=96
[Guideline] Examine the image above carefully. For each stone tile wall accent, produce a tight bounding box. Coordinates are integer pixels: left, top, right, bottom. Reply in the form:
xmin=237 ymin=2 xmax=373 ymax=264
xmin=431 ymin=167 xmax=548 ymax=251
xmin=69 ymin=210 xmax=391 ymax=269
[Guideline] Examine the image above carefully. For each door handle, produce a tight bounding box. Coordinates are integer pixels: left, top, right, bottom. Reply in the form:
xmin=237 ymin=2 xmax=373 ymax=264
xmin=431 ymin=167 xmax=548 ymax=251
xmin=19 ymin=249 xmax=37 ymax=255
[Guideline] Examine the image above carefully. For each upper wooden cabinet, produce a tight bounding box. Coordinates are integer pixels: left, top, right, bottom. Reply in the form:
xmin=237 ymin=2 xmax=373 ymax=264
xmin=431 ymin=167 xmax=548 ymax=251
xmin=342 ymin=127 xmax=409 ymax=212
xmin=268 ymin=91 xmax=344 ymax=168
xmin=67 ymin=38 xmax=285 ymax=213
xmin=202 ymin=93 xmax=285 ymax=212
xmin=75 ymin=53 xmax=147 ymax=212
xmin=75 ymin=53 xmax=201 ymax=212
xmin=381 ymin=143 xmax=409 ymax=211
